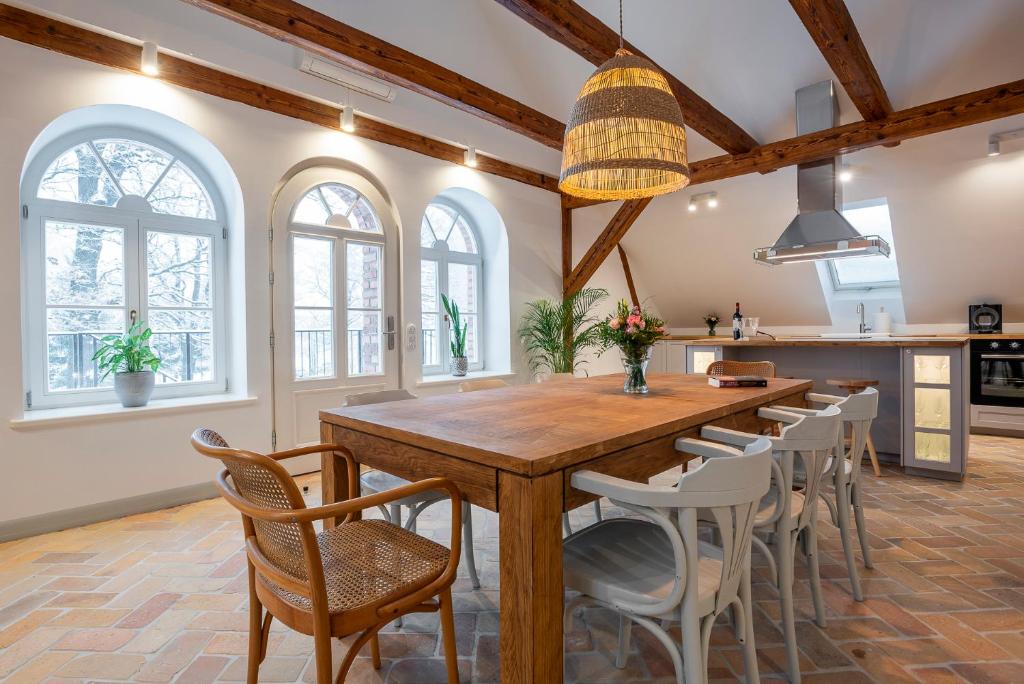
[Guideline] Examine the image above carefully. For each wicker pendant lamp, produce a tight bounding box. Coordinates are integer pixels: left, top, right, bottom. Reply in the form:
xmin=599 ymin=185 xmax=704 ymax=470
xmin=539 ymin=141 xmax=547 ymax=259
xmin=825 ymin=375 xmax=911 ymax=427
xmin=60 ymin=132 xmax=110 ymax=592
xmin=559 ymin=2 xmax=690 ymax=200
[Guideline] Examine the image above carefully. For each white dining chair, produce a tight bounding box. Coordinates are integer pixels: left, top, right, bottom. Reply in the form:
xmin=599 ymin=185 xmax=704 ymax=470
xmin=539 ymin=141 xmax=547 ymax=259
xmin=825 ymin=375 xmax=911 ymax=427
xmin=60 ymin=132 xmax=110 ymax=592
xmin=697 ymin=405 xmax=841 ymax=684
xmin=564 ymin=436 xmax=773 ymax=684
xmin=345 ymin=390 xmax=480 ymax=604
xmin=775 ymin=388 xmax=879 ymax=602
xmin=457 ymin=378 xmax=509 ymax=392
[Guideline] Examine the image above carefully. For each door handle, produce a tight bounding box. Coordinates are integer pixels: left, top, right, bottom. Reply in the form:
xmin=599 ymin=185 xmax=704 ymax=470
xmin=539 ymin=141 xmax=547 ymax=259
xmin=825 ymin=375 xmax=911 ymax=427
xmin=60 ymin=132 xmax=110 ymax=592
xmin=385 ymin=315 xmax=396 ymax=351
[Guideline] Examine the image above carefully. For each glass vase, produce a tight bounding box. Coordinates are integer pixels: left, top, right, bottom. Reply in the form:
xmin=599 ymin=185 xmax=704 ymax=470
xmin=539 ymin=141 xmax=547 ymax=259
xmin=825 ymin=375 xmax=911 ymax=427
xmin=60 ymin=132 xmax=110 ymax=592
xmin=620 ymin=346 xmax=652 ymax=394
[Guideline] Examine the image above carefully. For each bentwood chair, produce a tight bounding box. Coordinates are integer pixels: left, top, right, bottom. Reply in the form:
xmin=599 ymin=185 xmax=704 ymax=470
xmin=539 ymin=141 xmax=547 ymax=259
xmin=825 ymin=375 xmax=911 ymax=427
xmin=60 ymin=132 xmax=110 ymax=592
xmin=697 ymin=405 xmax=841 ymax=683
xmin=564 ymin=436 xmax=773 ymax=684
xmin=776 ymin=388 xmax=879 ymax=602
xmin=190 ymin=429 xmax=461 ymax=684
xmin=457 ymin=378 xmax=509 ymax=392
xmin=706 ymin=359 xmax=777 ymax=378
xmin=347 ymin=390 xmax=480 ymax=595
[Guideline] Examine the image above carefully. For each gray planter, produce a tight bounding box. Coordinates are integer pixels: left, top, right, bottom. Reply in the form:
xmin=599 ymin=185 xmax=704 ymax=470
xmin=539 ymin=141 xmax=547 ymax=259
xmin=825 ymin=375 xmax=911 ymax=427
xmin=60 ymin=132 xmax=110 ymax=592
xmin=450 ymin=356 xmax=469 ymax=377
xmin=114 ymin=371 xmax=156 ymax=407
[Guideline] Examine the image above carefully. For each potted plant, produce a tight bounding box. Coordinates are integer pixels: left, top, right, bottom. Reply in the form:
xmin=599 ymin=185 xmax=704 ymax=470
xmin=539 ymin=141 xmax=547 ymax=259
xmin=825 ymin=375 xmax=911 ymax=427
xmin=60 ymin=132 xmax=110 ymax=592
xmin=519 ymin=288 xmax=608 ymax=380
xmin=441 ymin=293 xmax=470 ymax=377
xmin=93 ymin=321 xmax=162 ymax=407
xmin=597 ymin=300 xmax=667 ymax=394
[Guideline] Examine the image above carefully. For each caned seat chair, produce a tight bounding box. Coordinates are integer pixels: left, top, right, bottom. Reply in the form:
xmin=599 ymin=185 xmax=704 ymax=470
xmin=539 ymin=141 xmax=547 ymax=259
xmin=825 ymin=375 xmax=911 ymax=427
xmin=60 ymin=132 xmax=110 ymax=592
xmin=457 ymin=378 xmax=509 ymax=392
xmin=190 ymin=429 xmax=462 ymax=684
xmin=346 ymin=390 xmax=480 ymax=598
xmin=774 ymin=388 xmax=879 ymax=602
xmin=564 ymin=436 xmax=773 ymax=684
xmin=706 ymin=359 xmax=777 ymax=378
xmin=696 ymin=405 xmax=840 ymax=683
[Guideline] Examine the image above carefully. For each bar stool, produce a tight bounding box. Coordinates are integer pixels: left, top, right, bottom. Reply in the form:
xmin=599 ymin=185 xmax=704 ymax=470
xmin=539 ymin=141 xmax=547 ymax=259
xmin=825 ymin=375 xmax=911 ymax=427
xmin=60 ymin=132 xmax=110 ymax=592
xmin=826 ymin=378 xmax=882 ymax=476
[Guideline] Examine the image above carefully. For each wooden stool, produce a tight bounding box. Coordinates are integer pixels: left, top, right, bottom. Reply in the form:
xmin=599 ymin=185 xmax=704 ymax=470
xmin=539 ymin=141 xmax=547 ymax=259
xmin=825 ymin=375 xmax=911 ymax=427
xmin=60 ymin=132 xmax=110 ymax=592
xmin=827 ymin=378 xmax=882 ymax=476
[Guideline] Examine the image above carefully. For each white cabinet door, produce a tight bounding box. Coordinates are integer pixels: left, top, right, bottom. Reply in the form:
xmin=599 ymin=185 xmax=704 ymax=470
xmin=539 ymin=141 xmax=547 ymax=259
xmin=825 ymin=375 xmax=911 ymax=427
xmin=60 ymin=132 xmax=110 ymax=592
xmin=685 ymin=345 xmax=722 ymax=374
xmin=901 ymin=347 xmax=967 ymax=478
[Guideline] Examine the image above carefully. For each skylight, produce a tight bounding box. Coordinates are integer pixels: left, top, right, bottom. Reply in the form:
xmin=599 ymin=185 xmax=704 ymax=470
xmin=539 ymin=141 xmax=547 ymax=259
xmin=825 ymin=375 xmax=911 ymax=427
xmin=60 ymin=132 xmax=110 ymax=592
xmin=829 ymin=198 xmax=900 ymax=289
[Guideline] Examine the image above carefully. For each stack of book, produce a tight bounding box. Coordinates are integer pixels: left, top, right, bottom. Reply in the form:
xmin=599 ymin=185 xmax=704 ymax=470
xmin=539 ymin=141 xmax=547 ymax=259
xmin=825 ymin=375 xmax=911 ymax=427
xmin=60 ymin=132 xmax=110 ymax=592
xmin=708 ymin=375 xmax=769 ymax=388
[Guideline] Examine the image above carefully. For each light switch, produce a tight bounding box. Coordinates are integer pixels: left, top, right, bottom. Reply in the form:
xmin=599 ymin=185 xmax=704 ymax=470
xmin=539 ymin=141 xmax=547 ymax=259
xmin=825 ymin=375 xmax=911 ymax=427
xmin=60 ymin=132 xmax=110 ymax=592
xmin=406 ymin=323 xmax=417 ymax=352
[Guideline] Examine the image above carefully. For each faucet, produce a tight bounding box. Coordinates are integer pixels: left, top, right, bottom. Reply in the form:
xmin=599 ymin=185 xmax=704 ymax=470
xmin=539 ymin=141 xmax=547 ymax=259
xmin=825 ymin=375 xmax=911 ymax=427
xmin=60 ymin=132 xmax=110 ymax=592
xmin=857 ymin=303 xmax=872 ymax=334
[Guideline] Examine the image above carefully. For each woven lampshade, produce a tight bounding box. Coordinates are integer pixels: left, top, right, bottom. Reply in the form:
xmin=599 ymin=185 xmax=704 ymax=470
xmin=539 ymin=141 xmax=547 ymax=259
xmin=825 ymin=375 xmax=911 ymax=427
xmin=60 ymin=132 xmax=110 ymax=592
xmin=559 ymin=49 xmax=690 ymax=201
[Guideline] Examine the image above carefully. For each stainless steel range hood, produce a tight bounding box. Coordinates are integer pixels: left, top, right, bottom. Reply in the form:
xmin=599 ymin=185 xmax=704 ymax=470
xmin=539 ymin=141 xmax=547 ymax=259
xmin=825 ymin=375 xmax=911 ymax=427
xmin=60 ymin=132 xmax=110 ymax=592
xmin=754 ymin=80 xmax=890 ymax=265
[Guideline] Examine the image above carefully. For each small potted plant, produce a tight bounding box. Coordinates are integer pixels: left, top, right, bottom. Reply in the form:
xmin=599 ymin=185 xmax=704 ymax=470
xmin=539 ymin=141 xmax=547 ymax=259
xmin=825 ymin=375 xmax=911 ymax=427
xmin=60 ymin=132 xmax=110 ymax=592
xmin=703 ymin=313 xmax=720 ymax=337
xmin=597 ymin=300 xmax=667 ymax=394
xmin=441 ymin=293 xmax=469 ymax=377
xmin=93 ymin=321 xmax=162 ymax=407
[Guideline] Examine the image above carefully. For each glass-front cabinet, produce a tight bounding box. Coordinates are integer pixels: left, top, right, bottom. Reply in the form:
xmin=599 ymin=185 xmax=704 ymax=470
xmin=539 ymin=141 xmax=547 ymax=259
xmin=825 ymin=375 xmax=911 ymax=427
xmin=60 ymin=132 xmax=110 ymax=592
xmin=901 ymin=347 xmax=968 ymax=479
xmin=685 ymin=345 xmax=722 ymax=374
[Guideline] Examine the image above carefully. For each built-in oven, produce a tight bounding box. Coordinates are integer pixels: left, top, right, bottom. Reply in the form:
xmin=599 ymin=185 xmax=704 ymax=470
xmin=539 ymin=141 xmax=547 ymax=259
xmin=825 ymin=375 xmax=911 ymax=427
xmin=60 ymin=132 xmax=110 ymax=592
xmin=971 ymin=339 xmax=1024 ymax=407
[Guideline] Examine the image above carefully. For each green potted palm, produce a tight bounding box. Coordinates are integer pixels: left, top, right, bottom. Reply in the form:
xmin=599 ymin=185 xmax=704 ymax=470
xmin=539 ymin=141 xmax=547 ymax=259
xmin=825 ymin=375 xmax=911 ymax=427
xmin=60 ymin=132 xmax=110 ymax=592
xmin=441 ymin=293 xmax=470 ymax=376
xmin=519 ymin=287 xmax=608 ymax=380
xmin=93 ymin=321 xmax=162 ymax=407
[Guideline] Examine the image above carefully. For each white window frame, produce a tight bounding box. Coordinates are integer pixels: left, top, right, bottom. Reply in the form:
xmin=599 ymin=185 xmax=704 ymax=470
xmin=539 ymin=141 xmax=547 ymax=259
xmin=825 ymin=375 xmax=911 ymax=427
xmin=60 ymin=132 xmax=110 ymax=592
xmin=287 ymin=183 xmax=388 ymax=383
xmin=420 ymin=199 xmax=484 ymax=375
xmin=20 ymin=127 xmax=228 ymax=410
xmin=827 ymin=197 xmax=901 ymax=292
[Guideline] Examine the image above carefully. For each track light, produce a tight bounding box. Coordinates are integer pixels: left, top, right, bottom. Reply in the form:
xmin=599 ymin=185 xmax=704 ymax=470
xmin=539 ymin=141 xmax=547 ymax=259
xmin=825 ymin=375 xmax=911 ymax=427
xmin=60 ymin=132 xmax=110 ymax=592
xmin=987 ymin=128 xmax=1024 ymax=157
xmin=687 ymin=191 xmax=718 ymax=213
xmin=988 ymin=138 xmax=1000 ymax=157
xmin=340 ymin=105 xmax=355 ymax=133
xmin=141 ymin=42 xmax=159 ymax=76
xmin=839 ymin=166 xmax=853 ymax=183
xmin=464 ymin=146 xmax=478 ymax=168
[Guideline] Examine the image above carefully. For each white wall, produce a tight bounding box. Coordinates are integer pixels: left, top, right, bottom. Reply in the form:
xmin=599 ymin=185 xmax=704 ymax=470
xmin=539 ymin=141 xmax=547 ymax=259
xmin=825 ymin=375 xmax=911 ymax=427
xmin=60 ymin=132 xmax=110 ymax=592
xmin=0 ymin=41 xmax=561 ymax=525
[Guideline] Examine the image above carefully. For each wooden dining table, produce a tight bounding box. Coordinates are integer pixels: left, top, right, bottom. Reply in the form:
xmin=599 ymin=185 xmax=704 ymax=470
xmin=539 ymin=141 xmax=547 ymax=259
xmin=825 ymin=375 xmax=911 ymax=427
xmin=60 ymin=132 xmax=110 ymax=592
xmin=319 ymin=373 xmax=812 ymax=683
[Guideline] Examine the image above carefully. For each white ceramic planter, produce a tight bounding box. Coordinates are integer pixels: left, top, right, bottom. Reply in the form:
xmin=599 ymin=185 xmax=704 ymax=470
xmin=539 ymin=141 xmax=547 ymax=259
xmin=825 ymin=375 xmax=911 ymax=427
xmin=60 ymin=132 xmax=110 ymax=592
xmin=114 ymin=371 xmax=156 ymax=407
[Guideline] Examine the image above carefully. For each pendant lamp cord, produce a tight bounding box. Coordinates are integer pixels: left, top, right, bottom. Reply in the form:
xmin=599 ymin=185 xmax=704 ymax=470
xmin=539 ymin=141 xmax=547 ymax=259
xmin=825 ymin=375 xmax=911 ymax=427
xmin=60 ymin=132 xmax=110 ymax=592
xmin=618 ymin=0 xmax=624 ymax=48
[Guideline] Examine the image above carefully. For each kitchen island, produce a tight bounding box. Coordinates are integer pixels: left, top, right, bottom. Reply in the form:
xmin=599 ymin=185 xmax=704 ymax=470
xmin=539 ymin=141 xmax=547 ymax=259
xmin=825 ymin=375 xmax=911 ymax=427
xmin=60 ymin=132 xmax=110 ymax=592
xmin=651 ymin=336 xmax=970 ymax=479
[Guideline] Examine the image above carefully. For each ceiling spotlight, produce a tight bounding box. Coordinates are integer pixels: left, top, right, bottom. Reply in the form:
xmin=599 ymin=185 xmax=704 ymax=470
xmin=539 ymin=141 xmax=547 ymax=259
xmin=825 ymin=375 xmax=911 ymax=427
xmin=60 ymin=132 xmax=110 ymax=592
xmin=987 ymin=129 xmax=1024 ymax=157
xmin=464 ymin=146 xmax=478 ymax=168
xmin=140 ymin=41 xmax=159 ymax=76
xmin=340 ymin=105 xmax=355 ymax=133
xmin=688 ymin=191 xmax=718 ymax=212
xmin=707 ymin=197 xmax=719 ymax=209
xmin=987 ymin=138 xmax=1000 ymax=157
xmin=687 ymin=200 xmax=697 ymax=212
xmin=839 ymin=167 xmax=853 ymax=183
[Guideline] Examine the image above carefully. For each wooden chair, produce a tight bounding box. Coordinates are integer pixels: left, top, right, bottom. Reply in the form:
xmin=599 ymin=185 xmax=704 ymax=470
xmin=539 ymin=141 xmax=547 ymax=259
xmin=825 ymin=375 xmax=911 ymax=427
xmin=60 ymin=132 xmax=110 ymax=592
xmin=697 ymin=405 xmax=841 ymax=683
xmin=706 ymin=359 xmax=777 ymax=378
xmin=347 ymin=390 xmax=480 ymax=594
xmin=565 ymin=436 xmax=773 ymax=684
xmin=458 ymin=378 xmax=509 ymax=392
xmin=777 ymin=388 xmax=879 ymax=602
xmin=827 ymin=378 xmax=882 ymax=476
xmin=190 ymin=429 xmax=462 ymax=684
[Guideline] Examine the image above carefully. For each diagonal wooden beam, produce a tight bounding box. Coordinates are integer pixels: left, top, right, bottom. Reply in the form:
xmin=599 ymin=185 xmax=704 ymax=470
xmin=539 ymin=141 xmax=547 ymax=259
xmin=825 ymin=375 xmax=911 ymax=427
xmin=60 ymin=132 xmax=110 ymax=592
xmin=494 ymin=0 xmax=758 ymax=154
xmin=616 ymin=244 xmax=639 ymax=308
xmin=180 ymin=0 xmax=566 ymax=149
xmin=789 ymin=0 xmax=892 ymax=121
xmin=564 ymin=198 xmax=651 ymax=297
xmin=0 ymin=3 xmax=559 ymax=193
xmin=688 ymin=77 xmax=1024 ymax=184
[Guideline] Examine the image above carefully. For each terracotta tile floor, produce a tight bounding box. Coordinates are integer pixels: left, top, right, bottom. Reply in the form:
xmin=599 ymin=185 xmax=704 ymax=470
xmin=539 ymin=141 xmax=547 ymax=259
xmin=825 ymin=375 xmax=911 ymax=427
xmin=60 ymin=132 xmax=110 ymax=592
xmin=1 ymin=435 xmax=1023 ymax=682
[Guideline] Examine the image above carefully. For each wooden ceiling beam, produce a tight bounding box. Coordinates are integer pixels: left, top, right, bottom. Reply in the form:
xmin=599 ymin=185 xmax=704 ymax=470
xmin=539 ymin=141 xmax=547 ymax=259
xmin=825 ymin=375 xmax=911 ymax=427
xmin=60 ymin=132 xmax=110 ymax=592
xmin=0 ymin=3 xmax=559 ymax=193
xmin=494 ymin=0 xmax=758 ymax=154
xmin=564 ymin=198 xmax=651 ymax=297
xmin=180 ymin=0 xmax=566 ymax=149
xmin=689 ymin=77 xmax=1024 ymax=185
xmin=616 ymin=245 xmax=640 ymax=308
xmin=789 ymin=0 xmax=892 ymax=121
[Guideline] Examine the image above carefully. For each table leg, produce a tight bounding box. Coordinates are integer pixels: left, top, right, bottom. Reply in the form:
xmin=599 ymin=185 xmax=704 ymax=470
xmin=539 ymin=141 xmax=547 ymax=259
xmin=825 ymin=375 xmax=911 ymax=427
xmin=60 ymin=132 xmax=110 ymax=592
xmin=319 ymin=422 xmax=355 ymax=528
xmin=499 ymin=470 xmax=564 ymax=683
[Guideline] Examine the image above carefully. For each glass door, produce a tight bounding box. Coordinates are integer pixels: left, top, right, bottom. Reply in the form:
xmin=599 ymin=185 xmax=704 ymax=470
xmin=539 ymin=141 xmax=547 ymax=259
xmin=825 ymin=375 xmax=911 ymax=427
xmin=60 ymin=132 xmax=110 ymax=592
xmin=902 ymin=347 xmax=966 ymax=477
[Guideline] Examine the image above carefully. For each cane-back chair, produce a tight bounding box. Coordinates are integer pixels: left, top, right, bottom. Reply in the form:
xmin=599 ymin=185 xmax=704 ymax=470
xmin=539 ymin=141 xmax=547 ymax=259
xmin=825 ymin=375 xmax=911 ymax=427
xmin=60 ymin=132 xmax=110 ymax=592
xmin=191 ymin=429 xmax=462 ymax=684
xmin=706 ymin=359 xmax=777 ymax=378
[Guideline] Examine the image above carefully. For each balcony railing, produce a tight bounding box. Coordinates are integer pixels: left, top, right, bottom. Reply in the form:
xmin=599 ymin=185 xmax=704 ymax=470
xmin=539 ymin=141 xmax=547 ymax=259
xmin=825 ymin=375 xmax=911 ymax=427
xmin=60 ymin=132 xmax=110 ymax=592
xmin=293 ymin=329 xmax=367 ymax=378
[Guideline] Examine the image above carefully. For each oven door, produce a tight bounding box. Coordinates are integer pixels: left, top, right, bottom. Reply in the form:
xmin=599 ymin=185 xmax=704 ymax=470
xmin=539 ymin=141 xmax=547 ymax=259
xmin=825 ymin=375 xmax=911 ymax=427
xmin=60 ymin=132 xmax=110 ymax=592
xmin=972 ymin=351 xmax=1024 ymax=407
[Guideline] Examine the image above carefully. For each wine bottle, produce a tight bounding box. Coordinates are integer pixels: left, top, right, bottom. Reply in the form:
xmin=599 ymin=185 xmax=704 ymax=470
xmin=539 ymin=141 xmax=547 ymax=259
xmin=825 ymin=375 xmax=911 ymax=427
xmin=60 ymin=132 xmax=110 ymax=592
xmin=733 ymin=302 xmax=742 ymax=340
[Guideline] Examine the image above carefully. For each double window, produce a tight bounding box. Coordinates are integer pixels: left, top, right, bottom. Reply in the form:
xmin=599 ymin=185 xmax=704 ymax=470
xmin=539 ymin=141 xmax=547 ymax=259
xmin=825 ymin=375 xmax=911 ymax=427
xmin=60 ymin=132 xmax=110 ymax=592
xmin=420 ymin=202 xmax=483 ymax=374
xmin=22 ymin=133 xmax=225 ymax=408
xmin=289 ymin=183 xmax=386 ymax=380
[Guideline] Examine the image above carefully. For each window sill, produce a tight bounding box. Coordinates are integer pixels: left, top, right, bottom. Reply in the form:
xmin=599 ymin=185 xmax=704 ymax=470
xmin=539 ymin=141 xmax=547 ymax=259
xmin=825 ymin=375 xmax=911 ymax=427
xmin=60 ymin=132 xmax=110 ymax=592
xmin=416 ymin=370 xmax=516 ymax=388
xmin=10 ymin=393 xmax=259 ymax=431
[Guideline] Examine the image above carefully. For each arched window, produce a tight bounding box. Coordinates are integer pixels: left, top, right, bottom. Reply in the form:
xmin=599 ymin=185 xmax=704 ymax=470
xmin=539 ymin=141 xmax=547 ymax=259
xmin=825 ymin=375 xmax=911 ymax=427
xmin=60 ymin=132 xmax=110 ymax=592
xmin=22 ymin=131 xmax=226 ymax=408
xmin=420 ymin=201 xmax=483 ymax=373
xmin=289 ymin=182 xmax=386 ymax=379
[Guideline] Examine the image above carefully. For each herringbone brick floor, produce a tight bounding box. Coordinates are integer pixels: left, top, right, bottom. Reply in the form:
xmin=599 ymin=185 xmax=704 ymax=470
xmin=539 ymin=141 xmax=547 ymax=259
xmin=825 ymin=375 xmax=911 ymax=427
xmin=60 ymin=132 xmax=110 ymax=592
xmin=0 ymin=435 xmax=1022 ymax=682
